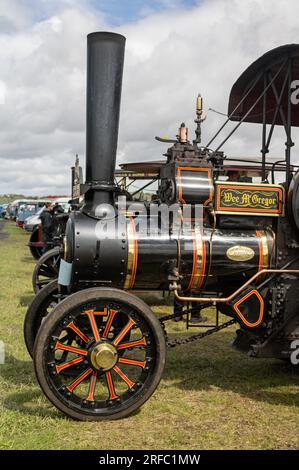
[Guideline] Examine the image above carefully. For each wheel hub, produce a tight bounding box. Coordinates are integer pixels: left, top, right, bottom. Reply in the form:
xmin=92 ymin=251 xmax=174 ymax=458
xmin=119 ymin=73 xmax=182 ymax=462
xmin=90 ymin=342 xmax=118 ymax=371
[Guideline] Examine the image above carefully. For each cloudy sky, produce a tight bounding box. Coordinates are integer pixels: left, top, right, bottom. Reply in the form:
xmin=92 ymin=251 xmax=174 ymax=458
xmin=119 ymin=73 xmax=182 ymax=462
xmin=1 ymin=0 xmax=299 ymax=196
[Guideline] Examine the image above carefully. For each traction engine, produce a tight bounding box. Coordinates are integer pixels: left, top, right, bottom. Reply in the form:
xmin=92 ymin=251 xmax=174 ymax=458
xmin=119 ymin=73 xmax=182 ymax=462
xmin=27 ymin=33 xmax=299 ymax=420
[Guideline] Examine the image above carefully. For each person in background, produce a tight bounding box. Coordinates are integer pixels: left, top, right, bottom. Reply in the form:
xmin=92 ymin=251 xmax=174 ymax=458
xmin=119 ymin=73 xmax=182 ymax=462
xmin=52 ymin=202 xmax=66 ymax=239
xmin=40 ymin=202 xmax=54 ymax=253
xmin=53 ymin=202 xmax=64 ymax=216
xmin=227 ymin=170 xmax=240 ymax=182
xmin=227 ymin=170 xmax=252 ymax=183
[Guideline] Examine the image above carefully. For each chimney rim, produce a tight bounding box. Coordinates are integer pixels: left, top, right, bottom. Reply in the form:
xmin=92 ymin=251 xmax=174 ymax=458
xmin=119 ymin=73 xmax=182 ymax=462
xmin=87 ymin=31 xmax=126 ymax=42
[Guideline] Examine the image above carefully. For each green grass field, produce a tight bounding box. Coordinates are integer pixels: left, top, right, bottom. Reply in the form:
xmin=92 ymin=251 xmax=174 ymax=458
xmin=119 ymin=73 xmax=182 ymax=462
xmin=0 ymin=221 xmax=298 ymax=450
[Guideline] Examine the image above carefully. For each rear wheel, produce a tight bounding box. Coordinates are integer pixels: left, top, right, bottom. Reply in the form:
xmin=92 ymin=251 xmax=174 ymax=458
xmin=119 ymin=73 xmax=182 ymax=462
xmin=34 ymin=288 xmax=166 ymax=421
xmin=24 ymin=280 xmax=59 ymax=358
xmin=32 ymin=247 xmax=60 ymax=293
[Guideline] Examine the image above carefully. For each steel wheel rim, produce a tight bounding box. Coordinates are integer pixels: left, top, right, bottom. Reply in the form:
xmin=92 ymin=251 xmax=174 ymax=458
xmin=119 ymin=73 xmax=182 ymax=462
xmin=36 ymin=254 xmax=60 ymax=290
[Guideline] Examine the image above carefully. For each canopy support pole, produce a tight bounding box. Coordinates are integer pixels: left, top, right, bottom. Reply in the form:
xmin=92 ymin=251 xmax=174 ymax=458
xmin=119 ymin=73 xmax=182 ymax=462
xmin=286 ymin=57 xmax=294 ymax=188
xmin=261 ymin=72 xmax=268 ymax=182
xmin=211 ymin=59 xmax=287 ymax=154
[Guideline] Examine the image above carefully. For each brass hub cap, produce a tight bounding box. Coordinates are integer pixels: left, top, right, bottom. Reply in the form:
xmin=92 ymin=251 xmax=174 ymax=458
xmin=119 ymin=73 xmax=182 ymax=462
xmin=90 ymin=342 xmax=118 ymax=371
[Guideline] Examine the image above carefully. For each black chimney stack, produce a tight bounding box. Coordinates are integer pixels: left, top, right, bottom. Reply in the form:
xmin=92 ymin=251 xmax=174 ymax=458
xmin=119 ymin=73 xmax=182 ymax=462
xmin=83 ymin=32 xmax=126 ymax=216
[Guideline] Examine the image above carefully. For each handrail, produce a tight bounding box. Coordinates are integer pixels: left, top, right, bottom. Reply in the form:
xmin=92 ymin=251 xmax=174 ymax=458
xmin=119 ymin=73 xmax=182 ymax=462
xmin=172 ymin=268 xmax=299 ymax=304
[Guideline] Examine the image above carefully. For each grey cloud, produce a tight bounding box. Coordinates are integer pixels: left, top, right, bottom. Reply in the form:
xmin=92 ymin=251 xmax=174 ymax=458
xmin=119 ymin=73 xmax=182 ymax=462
xmin=0 ymin=0 xmax=299 ymax=195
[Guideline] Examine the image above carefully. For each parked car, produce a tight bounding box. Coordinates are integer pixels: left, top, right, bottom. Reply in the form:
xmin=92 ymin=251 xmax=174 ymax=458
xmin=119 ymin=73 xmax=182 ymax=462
xmin=24 ymin=206 xmax=45 ymax=232
xmin=0 ymin=204 xmax=8 ymax=218
xmin=7 ymin=199 xmax=38 ymax=221
xmin=16 ymin=200 xmax=48 ymax=228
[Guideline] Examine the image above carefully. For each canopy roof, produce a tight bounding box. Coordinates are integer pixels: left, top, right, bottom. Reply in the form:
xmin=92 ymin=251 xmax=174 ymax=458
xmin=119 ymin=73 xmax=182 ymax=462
xmin=228 ymin=44 xmax=299 ymax=127
xmin=116 ymin=161 xmax=162 ymax=179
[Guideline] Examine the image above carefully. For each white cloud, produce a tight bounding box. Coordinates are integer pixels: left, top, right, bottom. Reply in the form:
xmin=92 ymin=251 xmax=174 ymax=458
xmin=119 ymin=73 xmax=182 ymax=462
xmin=0 ymin=0 xmax=33 ymax=33
xmin=0 ymin=0 xmax=299 ymax=195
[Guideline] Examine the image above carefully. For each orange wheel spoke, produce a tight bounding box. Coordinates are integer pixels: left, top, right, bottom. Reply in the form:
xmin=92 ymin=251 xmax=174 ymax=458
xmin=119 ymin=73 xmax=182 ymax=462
xmin=102 ymin=309 xmax=118 ymax=337
xmin=113 ymin=365 xmax=135 ymax=389
xmin=55 ymin=341 xmax=88 ymax=356
xmin=86 ymin=371 xmax=97 ymax=401
xmin=113 ymin=318 xmax=135 ymax=346
xmin=55 ymin=356 xmax=85 ymax=374
xmin=105 ymin=371 xmax=118 ymax=400
xmin=85 ymin=310 xmax=100 ymax=342
xmin=116 ymin=337 xmax=146 ymax=350
xmin=66 ymin=368 xmax=93 ymax=392
xmin=67 ymin=321 xmax=90 ymax=343
xmin=118 ymin=357 xmax=146 ymax=368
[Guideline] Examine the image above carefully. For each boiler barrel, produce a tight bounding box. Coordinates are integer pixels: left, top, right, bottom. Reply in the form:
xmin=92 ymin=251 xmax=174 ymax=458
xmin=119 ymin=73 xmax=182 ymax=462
xmin=127 ymin=224 xmax=274 ymax=292
xmin=68 ymin=214 xmax=274 ymax=293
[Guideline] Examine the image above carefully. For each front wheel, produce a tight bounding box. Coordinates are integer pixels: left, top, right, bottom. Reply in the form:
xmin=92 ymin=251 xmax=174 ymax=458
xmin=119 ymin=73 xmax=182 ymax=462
xmin=33 ymin=288 xmax=166 ymax=421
